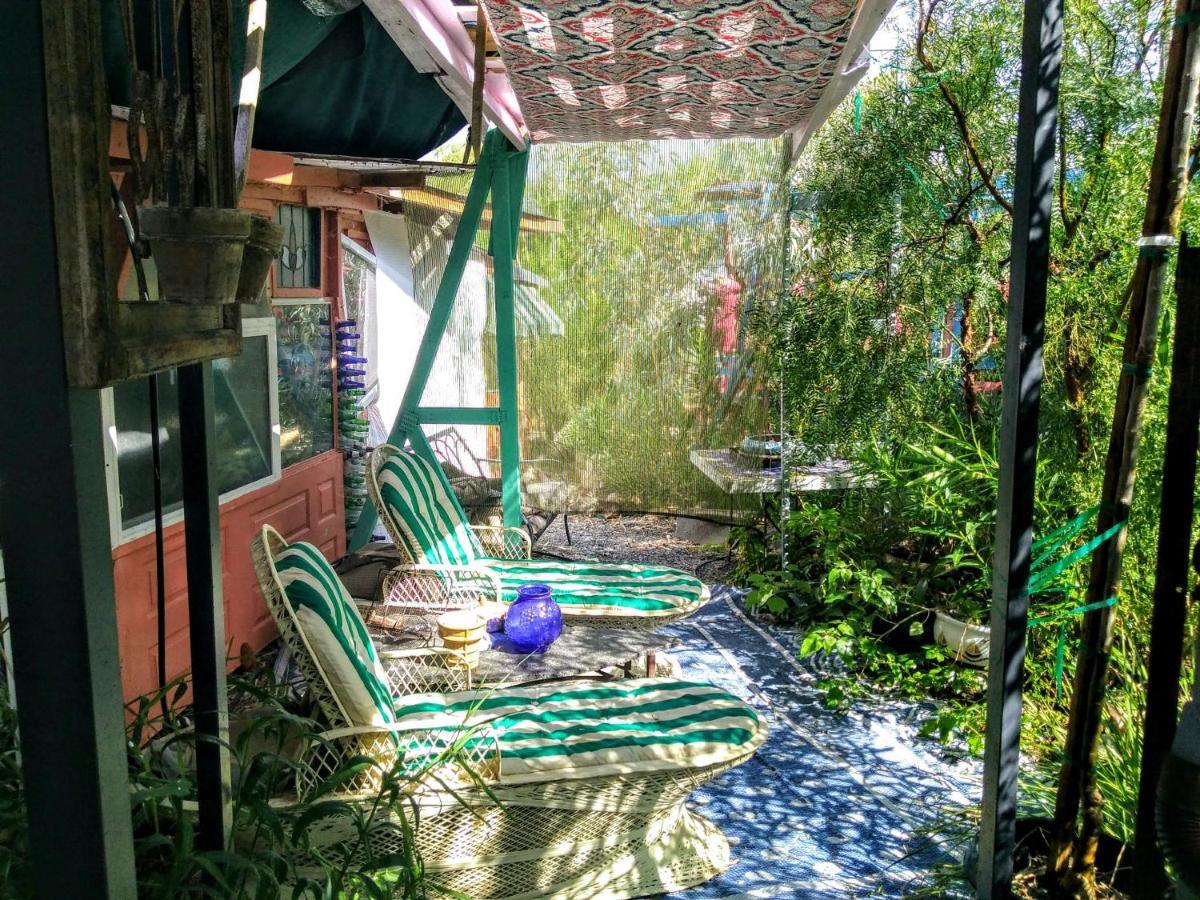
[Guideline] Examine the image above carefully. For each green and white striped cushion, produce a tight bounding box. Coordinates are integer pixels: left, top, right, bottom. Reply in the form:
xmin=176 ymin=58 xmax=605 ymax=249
xmin=376 ymin=449 xmax=482 ymax=566
xmin=274 ymin=541 xmax=397 ymax=728
xmin=481 ymin=558 xmax=708 ymax=619
xmin=390 ymin=678 xmax=765 ymax=784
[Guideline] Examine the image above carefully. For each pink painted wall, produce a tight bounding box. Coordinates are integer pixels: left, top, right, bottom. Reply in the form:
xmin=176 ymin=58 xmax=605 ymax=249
xmin=113 ymin=450 xmax=345 ymax=702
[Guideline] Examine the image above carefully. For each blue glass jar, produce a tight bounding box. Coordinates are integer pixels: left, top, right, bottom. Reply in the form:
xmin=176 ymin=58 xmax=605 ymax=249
xmin=502 ymin=583 xmax=563 ymax=653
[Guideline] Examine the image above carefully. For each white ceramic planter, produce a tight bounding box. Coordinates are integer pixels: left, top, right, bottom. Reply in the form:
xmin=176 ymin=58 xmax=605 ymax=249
xmin=934 ymin=609 xmax=990 ymax=669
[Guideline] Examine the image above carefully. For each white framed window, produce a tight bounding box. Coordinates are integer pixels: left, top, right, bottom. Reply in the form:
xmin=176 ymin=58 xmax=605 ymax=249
xmin=102 ymin=317 xmax=281 ymax=547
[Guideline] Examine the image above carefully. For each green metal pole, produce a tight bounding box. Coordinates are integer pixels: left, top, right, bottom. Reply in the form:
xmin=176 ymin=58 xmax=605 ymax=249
xmin=348 ymin=138 xmax=497 ymax=551
xmin=490 ymin=138 xmax=528 ymax=528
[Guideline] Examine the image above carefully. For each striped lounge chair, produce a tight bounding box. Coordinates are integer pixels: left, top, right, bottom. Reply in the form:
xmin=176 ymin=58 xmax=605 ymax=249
xmin=251 ymin=525 xmax=766 ymax=898
xmin=367 ymin=443 xmax=710 ymax=628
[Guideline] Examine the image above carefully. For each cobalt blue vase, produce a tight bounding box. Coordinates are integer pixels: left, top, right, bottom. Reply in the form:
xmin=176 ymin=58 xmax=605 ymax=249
xmin=502 ymin=583 xmax=563 ymax=653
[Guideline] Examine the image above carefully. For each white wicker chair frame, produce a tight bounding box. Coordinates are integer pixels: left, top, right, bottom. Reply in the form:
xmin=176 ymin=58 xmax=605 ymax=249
xmin=367 ymin=444 xmax=710 ymax=630
xmin=251 ymin=524 xmax=759 ymax=898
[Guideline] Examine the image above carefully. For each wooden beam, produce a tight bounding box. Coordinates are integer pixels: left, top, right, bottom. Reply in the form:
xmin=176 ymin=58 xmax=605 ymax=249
xmin=288 ymin=165 xmax=345 ymax=188
xmin=241 ymin=180 xmax=306 ymax=204
xmin=245 ymin=149 xmax=295 ymax=183
xmin=357 ymin=172 xmax=426 ymax=189
xmin=364 ymin=0 xmax=442 ymax=73
xmin=44 ymin=1 xmax=119 ymax=387
xmin=363 ymin=0 xmax=527 ymax=148
xmin=305 ymin=185 xmax=383 ymax=212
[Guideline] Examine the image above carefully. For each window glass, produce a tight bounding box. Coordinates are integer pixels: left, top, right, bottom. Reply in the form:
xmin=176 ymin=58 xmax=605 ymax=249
xmin=275 ymin=303 xmax=334 ymax=468
xmin=274 ymin=204 xmax=321 ymax=289
xmin=113 ymin=334 xmax=274 ymax=532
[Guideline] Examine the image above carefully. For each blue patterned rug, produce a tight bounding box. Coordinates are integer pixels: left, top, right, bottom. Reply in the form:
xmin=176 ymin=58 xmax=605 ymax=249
xmin=662 ymin=587 xmax=981 ymax=899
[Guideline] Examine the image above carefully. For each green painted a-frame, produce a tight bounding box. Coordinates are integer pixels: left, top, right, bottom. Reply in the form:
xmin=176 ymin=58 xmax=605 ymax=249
xmin=348 ymin=130 xmax=530 ymax=551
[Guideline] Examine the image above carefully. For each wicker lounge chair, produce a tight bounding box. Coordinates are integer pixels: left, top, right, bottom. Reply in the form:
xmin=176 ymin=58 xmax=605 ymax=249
xmin=251 ymin=525 xmax=766 ymax=898
xmin=426 ymin=426 xmax=568 ymax=543
xmin=366 ymin=443 xmax=710 ymax=628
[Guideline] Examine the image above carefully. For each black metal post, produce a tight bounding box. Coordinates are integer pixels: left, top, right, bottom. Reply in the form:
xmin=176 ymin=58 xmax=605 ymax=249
xmin=1131 ymin=239 xmax=1200 ymax=896
xmin=0 ymin=3 xmax=137 ymax=895
xmin=177 ymin=362 xmax=233 ymax=850
xmin=977 ymin=0 xmax=1063 ymax=895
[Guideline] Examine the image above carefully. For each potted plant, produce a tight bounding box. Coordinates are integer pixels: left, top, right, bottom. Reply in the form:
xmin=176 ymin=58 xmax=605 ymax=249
xmin=886 ymin=548 xmax=991 ymax=669
xmin=933 ymin=608 xmax=990 ymax=668
xmin=932 ymin=583 xmax=991 ymax=669
xmin=117 ymin=0 xmax=282 ymax=307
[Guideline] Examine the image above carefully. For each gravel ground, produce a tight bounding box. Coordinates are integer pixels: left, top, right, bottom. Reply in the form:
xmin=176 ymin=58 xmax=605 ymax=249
xmin=533 ymin=513 xmax=735 ymax=580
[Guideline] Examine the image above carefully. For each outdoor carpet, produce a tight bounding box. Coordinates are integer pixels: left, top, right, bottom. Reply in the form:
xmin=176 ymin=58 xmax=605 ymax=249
xmin=662 ymin=587 xmax=982 ymax=899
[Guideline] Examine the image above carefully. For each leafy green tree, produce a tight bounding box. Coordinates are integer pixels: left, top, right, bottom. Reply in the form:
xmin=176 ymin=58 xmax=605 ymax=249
xmin=750 ymin=0 xmax=1199 ymax=890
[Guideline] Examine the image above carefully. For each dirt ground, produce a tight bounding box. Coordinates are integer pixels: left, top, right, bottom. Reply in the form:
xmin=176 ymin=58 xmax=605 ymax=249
xmin=534 ymin=513 xmax=735 ymax=581
xmin=1012 ymin=868 xmax=1128 ymax=899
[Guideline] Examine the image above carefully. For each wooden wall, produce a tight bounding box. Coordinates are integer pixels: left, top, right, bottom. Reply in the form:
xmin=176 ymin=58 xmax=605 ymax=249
xmin=107 ymin=140 xmax=390 ymax=701
xmin=113 ymin=449 xmax=345 ymax=701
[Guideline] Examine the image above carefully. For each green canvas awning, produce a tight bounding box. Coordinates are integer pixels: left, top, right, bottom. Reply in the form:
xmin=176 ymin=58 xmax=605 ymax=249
xmin=103 ymin=0 xmax=464 ymax=162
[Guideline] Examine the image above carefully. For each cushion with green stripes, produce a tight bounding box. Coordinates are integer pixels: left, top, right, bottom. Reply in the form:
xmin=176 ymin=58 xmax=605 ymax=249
xmin=376 ymin=449 xmax=482 ymax=566
xmin=390 ymin=678 xmax=766 ymax=784
xmin=273 ymin=541 xmax=397 ymax=729
xmin=481 ymin=558 xmax=708 ymax=619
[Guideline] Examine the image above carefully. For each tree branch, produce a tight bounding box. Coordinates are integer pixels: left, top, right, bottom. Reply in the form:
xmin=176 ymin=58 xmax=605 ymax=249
xmin=916 ymin=0 xmax=1015 ymax=217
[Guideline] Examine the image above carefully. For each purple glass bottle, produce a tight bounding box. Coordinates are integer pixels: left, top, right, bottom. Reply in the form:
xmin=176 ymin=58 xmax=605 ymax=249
xmin=502 ymin=583 xmax=563 ymax=653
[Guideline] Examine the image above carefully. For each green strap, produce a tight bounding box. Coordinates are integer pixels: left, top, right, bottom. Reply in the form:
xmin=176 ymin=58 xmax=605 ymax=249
xmin=1029 ymin=596 xmax=1119 ymax=698
xmin=1028 ymin=595 xmax=1119 ymax=628
xmin=853 ymin=80 xmax=947 ymax=220
xmin=1028 ymin=519 xmax=1125 ymax=592
xmin=1030 ymin=504 xmax=1099 ymax=568
xmin=1022 ymin=504 xmax=1125 ymax=697
xmin=1054 ymin=622 xmax=1067 ymax=701
xmin=901 ymin=160 xmax=946 ymax=219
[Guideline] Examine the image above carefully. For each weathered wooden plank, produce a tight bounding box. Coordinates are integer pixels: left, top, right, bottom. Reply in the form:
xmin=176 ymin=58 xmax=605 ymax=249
xmin=42 ymin=0 xmax=119 ymax=387
xmin=119 ymin=329 xmax=242 ymax=381
xmin=357 ymin=171 xmax=426 ymax=189
xmin=305 ymin=185 xmax=383 ymax=212
xmin=242 ymin=180 xmax=306 ymax=204
xmin=118 ymin=301 xmax=224 ymax=336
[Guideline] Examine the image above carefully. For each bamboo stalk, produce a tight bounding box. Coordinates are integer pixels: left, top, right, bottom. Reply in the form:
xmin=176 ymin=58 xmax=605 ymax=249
xmin=1130 ymin=238 xmax=1200 ymax=897
xmin=1048 ymin=0 xmax=1200 ymax=891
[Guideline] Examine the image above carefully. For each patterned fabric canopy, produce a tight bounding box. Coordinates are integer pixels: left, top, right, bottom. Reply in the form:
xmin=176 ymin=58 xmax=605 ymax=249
xmin=479 ymin=0 xmax=874 ymax=143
